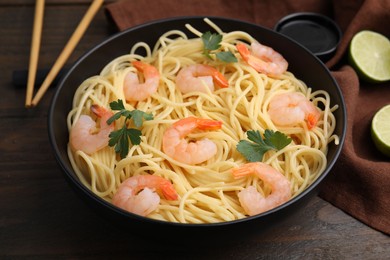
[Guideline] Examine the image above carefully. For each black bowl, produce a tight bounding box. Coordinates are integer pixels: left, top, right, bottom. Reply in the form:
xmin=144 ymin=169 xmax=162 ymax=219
xmin=48 ymin=16 xmax=346 ymax=240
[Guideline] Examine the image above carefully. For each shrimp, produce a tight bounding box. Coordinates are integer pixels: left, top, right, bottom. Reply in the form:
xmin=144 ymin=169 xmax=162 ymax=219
xmin=70 ymin=105 xmax=114 ymax=155
xmin=123 ymin=60 xmax=160 ymax=102
xmin=175 ymin=64 xmax=228 ymax=94
xmin=162 ymin=117 xmax=222 ymax=165
xmin=236 ymin=42 xmax=288 ymax=76
xmin=268 ymin=92 xmax=321 ymax=129
xmin=232 ymin=162 xmax=291 ymax=216
xmin=112 ymin=175 xmax=178 ymax=216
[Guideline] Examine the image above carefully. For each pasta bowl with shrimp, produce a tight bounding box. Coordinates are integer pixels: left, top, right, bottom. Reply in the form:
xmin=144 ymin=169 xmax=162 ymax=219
xmin=48 ymin=16 xmax=346 ymax=240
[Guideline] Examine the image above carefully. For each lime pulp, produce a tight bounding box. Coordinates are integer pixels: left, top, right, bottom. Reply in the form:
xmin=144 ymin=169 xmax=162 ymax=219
xmin=371 ymin=104 xmax=390 ymax=157
xmin=348 ymin=30 xmax=390 ymax=83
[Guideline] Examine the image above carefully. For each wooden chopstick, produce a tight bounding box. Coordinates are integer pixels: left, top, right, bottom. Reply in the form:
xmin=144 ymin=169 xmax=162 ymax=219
xmin=25 ymin=0 xmax=45 ymax=107
xmin=30 ymin=0 xmax=104 ymax=107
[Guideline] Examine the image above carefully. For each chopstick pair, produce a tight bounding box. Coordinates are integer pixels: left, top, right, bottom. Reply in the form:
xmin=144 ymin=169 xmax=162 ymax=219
xmin=25 ymin=0 xmax=104 ymax=107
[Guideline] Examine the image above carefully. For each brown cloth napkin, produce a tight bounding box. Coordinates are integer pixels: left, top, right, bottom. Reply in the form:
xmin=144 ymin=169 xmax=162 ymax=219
xmin=105 ymin=0 xmax=390 ymax=234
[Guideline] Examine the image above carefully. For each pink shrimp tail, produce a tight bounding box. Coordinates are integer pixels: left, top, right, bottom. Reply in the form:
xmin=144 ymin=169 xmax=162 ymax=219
xmin=196 ymin=64 xmax=228 ymax=89
xmin=160 ymin=182 xmax=179 ymax=200
xmin=143 ymin=175 xmax=178 ymax=201
xmin=194 ymin=117 xmax=223 ymax=130
xmin=128 ymin=175 xmax=178 ymax=201
xmin=90 ymin=104 xmax=115 ymax=128
xmin=172 ymin=117 xmax=222 ymax=132
xmin=306 ymin=113 xmax=319 ymax=129
xmin=236 ymin=43 xmax=250 ymax=60
xmin=132 ymin=60 xmax=145 ymax=70
xmin=237 ymin=43 xmax=267 ymax=73
xmin=210 ymin=69 xmax=229 ymax=88
xmin=232 ymin=165 xmax=254 ymax=178
xmin=90 ymin=104 xmax=107 ymax=117
xmin=132 ymin=60 xmax=160 ymax=78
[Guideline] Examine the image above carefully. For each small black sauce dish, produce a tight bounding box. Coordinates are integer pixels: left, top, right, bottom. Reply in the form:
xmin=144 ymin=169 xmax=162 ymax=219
xmin=274 ymin=12 xmax=342 ymax=62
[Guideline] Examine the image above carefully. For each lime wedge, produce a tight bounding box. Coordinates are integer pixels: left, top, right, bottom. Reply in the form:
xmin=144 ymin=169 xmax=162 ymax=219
xmin=371 ymin=104 xmax=390 ymax=157
xmin=348 ymin=30 xmax=390 ymax=83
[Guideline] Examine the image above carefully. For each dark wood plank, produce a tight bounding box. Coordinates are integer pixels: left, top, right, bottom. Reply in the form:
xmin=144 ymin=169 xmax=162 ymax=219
xmin=0 ymin=3 xmax=112 ymax=115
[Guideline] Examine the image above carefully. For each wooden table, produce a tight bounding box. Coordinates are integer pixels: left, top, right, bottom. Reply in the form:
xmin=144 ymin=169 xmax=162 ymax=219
xmin=1 ymin=1 xmax=389 ymax=258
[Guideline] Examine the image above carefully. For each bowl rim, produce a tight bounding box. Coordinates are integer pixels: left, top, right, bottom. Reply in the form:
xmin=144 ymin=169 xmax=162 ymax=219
xmin=48 ymin=15 xmax=347 ymax=228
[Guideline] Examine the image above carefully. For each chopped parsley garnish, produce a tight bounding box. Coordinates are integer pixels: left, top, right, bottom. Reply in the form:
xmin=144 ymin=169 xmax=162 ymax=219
xmin=201 ymin=31 xmax=237 ymax=63
xmin=216 ymin=51 xmax=237 ymax=63
xmin=107 ymin=99 xmax=153 ymax=159
xmin=236 ymin=129 xmax=292 ymax=162
xmin=202 ymin=31 xmax=222 ymax=54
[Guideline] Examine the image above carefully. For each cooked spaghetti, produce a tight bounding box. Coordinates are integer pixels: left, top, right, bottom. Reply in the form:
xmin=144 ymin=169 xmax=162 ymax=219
xmin=67 ymin=18 xmax=339 ymax=223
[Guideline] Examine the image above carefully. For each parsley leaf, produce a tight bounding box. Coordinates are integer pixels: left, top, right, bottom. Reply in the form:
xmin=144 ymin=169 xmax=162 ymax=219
xmin=202 ymin=31 xmax=222 ymax=51
xmin=216 ymin=51 xmax=238 ymax=63
xmin=236 ymin=129 xmax=292 ymax=162
xmin=236 ymin=140 xmax=270 ymax=162
xmin=130 ymin=110 xmax=154 ymax=128
xmin=263 ymin=130 xmax=292 ymax=150
xmin=106 ymin=99 xmax=153 ymax=159
xmin=107 ymin=99 xmax=129 ymax=125
xmin=201 ymin=31 xmax=237 ymax=63
xmin=109 ymin=99 xmax=126 ymax=110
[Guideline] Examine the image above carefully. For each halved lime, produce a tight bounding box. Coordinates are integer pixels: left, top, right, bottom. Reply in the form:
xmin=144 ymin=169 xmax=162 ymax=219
xmin=371 ymin=104 xmax=390 ymax=157
xmin=348 ymin=30 xmax=390 ymax=83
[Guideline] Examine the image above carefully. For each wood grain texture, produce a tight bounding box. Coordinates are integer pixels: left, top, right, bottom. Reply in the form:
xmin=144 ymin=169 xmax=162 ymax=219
xmin=0 ymin=2 xmax=389 ymax=259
